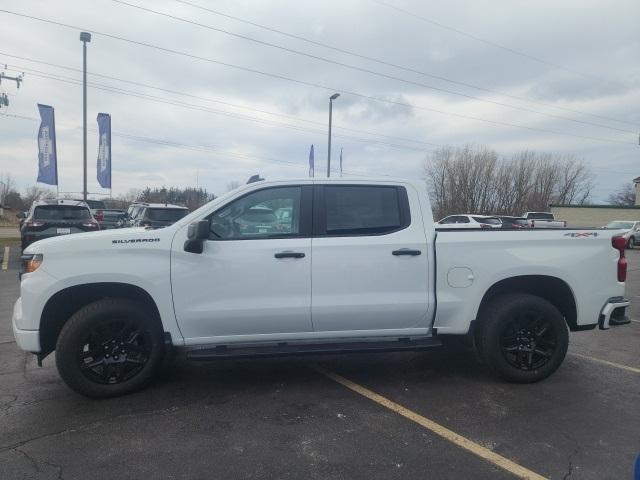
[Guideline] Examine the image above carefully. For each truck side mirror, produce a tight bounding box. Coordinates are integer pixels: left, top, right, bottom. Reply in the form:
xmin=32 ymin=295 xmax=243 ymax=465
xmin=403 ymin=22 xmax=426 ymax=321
xmin=16 ymin=212 xmax=26 ymax=219
xmin=184 ymin=219 xmax=210 ymax=254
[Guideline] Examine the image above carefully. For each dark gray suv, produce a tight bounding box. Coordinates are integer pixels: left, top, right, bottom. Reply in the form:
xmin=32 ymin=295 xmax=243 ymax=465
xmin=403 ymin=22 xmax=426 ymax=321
xmin=19 ymin=200 xmax=100 ymax=250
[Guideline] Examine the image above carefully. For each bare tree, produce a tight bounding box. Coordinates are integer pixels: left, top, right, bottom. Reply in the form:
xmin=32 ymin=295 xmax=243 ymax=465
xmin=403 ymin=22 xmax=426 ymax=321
xmin=423 ymin=145 xmax=594 ymax=219
xmin=608 ymin=184 xmax=636 ymax=206
xmin=22 ymin=185 xmax=56 ymax=207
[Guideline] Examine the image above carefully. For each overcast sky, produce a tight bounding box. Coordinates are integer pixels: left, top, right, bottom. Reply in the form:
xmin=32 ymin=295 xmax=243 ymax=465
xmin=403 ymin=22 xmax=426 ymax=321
xmin=0 ymin=0 xmax=638 ymax=201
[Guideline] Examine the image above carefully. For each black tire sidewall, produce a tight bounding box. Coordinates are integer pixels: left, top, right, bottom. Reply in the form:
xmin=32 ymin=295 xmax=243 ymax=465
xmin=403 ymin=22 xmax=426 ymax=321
xmin=481 ymin=294 xmax=568 ymax=383
xmin=56 ymin=299 xmax=164 ymax=398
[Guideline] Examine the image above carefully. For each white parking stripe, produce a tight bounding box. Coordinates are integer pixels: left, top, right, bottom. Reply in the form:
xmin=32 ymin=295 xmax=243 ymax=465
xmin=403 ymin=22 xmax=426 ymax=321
xmin=569 ymin=352 xmax=640 ymax=374
xmin=1 ymin=246 xmax=9 ymax=270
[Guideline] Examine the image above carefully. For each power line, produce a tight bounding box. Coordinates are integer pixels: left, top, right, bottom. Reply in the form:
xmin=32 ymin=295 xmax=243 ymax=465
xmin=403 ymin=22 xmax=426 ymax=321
xmin=0 ymin=52 xmax=440 ymax=148
xmin=3 ymin=112 xmax=637 ymax=176
xmin=0 ymin=8 xmax=635 ymax=146
xmin=0 ymin=112 xmax=383 ymax=177
xmin=110 ymin=0 xmax=635 ymax=135
xmin=16 ymin=66 xmax=435 ymax=153
xmin=171 ymin=0 xmax=637 ymax=128
xmin=369 ymin=0 xmax=623 ymax=87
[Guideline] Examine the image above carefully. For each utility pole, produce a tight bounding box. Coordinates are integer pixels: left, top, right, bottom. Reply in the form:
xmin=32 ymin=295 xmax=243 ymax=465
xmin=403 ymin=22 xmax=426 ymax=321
xmin=327 ymin=93 xmax=340 ymax=177
xmin=80 ymin=32 xmax=91 ymax=202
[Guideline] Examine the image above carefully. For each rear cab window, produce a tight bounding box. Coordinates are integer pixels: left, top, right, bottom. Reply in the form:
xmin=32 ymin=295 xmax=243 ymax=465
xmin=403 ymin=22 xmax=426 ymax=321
xmin=146 ymin=208 xmax=189 ymax=222
xmin=316 ymin=185 xmax=410 ymax=236
xmin=33 ymin=205 xmax=91 ymax=221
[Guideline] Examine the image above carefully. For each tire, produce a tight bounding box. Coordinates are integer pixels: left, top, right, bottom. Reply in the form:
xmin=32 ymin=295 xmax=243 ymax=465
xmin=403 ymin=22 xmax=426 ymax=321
xmin=628 ymin=237 xmax=635 ymax=249
xmin=478 ymin=294 xmax=568 ymax=383
xmin=56 ymin=298 xmax=164 ymax=398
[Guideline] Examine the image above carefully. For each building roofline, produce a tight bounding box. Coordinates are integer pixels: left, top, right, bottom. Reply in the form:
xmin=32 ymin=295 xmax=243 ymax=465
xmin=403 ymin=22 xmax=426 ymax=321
xmin=550 ymin=204 xmax=640 ymax=210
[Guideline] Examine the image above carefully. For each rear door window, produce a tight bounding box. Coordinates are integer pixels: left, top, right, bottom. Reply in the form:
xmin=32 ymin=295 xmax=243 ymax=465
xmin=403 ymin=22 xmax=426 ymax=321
xmin=319 ymin=185 xmax=409 ymax=236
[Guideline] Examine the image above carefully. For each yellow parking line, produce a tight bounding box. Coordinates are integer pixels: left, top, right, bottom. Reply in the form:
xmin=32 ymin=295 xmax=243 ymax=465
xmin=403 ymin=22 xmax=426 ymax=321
xmin=569 ymin=352 xmax=640 ymax=374
xmin=1 ymin=246 xmax=9 ymax=270
xmin=315 ymin=366 xmax=546 ymax=480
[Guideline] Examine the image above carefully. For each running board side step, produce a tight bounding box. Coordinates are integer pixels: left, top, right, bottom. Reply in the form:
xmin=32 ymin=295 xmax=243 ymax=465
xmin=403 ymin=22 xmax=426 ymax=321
xmin=184 ymin=337 xmax=442 ymax=361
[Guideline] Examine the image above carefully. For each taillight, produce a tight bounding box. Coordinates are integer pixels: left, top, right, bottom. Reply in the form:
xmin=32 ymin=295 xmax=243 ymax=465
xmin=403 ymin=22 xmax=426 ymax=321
xmin=531 ymin=220 xmax=535 ymax=228
xmin=612 ymin=236 xmax=627 ymax=282
xmin=25 ymin=220 xmax=45 ymax=227
xmin=95 ymin=210 xmax=104 ymax=221
xmin=82 ymin=221 xmax=99 ymax=229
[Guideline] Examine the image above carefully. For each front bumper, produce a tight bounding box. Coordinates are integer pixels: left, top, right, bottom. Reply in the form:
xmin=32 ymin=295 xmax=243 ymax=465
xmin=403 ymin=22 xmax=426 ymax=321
xmin=598 ymin=297 xmax=630 ymax=330
xmin=12 ymin=297 xmax=41 ymax=352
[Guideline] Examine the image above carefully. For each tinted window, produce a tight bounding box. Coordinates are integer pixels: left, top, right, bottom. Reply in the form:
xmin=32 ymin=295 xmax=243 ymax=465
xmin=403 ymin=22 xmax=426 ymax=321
xmin=210 ymin=187 xmax=301 ymax=239
xmin=146 ymin=208 xmax=188 ymax=222
xmin=33 ymin=205 xmax=91 ymax=220
xmin=324 ymin=186 xmax=404 ymax=235
xmin=528 ymin=212 xmax=554 ymax=220
xmin=85 ymin=200 xmax=106 ymax=209
xmin=453 ymin=216 xmax=470 ymax=224
xmin=473 ymin=216 xmax=501 ymax=225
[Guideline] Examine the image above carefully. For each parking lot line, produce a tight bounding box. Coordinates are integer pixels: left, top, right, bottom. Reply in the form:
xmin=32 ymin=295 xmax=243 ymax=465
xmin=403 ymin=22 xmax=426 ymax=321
xmin=315 ymin=366 xmax=547 ymax=480
xmin=1 ymin=246 xmax=9 ymax=270
xmin=569 ymin=352 xmax=640 ymax=374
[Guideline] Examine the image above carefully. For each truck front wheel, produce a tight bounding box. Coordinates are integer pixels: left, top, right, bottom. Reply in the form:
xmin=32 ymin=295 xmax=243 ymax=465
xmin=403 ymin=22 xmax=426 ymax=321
xmin=55 ymin=298 xmax=165 ymax=398
xmin=478 ymin=294 xmax=568 ymax=383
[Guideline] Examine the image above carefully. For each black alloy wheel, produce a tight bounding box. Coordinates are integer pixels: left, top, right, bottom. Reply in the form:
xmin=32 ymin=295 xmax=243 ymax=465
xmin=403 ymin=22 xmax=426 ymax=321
xmin=500 ymin=311 xmax=556 ymax=371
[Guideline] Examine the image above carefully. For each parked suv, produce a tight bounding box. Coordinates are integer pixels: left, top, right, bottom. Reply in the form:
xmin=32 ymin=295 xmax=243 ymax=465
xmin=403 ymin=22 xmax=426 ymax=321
xmin=19 ymin=200 xmax=99 ymax=250
xmin=121 ymin=203 xmax=189 ymax=229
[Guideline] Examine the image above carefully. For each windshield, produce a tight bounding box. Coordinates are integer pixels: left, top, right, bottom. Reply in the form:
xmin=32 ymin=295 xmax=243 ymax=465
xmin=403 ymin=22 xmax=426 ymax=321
xmin=473 ymin=216 xmax=501 ymax=225
xmin=606 ymin=221 xmax=634 ymax=229
xmin=146 ymin=208 xmax=188 ymax=222
xmin=34 ymin=205 xmax=91 ymax=220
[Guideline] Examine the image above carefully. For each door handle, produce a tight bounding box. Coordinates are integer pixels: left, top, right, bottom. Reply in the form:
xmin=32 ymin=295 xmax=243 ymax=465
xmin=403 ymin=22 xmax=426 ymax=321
xmin=274 ymin=251 xmax=306 ymax=259
xmin=392 ymin=248 xmax=421 ymax=256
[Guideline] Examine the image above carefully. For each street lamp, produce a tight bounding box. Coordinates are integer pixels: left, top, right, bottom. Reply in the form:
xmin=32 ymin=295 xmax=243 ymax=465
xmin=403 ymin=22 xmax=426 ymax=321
xmin=80 ymin=31 xmax=91 ymax=202
xmin=327 ymin=93 xmax=340 ymax=177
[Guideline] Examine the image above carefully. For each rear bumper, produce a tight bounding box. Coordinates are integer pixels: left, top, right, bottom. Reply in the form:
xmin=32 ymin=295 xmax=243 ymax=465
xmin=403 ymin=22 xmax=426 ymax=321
xmin=12 ymin=297 xmax=41 ymax=352
xmin=598 ymin=297 xmax=630 ymax=330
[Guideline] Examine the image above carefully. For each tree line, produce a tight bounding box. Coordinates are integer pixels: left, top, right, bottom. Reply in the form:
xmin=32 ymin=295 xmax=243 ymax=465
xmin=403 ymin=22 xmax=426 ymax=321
xmin=422 ymin=145 xmax=629 ymax=219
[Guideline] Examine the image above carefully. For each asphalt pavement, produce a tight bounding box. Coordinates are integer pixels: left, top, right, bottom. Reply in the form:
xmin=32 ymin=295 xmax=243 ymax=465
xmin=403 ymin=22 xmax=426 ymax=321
xmin=0 ymin=244 xmax=638 ymax=480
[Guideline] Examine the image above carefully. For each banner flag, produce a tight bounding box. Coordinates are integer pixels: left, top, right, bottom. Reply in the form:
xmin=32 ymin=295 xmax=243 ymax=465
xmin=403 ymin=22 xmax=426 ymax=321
xmin=96 ymin=113 xmax=112 ymax=188
xmin=308 ymin=144 xmax=314 ymax=178
xmin=36 ymin=104 xmax=58 ymax=185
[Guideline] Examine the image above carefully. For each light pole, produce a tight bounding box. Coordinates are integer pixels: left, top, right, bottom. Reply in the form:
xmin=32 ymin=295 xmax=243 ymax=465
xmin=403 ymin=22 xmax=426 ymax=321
xmin=80 ymin=31 xmax=91 ymax=202
xmin=327 ymin=93 xmax=340 ymax=177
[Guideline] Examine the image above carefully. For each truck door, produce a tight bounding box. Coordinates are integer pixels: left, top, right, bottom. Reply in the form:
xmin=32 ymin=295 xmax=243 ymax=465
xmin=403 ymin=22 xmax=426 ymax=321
xmin=311 ymin=184 xmax=432 ymax=333
xmin=171 ymin=185 xmax=313 ymax=342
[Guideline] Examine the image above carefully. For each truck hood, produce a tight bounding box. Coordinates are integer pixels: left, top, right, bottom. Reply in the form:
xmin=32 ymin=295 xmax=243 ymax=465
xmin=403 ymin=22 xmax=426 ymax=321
xmin=23 ymin=226 xmax=172 ymax=255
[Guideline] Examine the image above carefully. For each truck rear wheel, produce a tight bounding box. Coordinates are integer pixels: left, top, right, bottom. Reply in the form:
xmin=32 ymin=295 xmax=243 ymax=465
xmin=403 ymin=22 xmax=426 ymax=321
xmin=55 ymin=299 xmax=164 ymax=398
xmin=478 ymin=294 xmax=568 ymax=383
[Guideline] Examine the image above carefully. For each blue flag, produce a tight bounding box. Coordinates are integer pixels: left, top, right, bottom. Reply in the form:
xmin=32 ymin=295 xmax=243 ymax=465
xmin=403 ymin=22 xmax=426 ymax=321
xmin=36 ymin=104 xmax=58 ymax=186
xmin=339 ymin=147 xmax=343 ymax=176
xmin=96 ymin=113 xmax=112 ymax=188
xmin=308 ymin=144 xmax=314 ymax=178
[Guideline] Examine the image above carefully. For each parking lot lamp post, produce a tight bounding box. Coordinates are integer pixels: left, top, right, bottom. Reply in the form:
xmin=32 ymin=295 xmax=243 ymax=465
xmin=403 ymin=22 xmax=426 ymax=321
xmin=327 ymin=93 xmax=340 ymax=177
xmin=80 ymin=32 xmax=91 ymax=202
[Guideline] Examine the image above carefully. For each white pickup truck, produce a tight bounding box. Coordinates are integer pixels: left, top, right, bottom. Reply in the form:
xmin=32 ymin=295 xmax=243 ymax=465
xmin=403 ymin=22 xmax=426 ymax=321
xmin=523 ymin=212 xmax=567 ymax=228
xmin=13 ymin=178 xmax=630 ymax=397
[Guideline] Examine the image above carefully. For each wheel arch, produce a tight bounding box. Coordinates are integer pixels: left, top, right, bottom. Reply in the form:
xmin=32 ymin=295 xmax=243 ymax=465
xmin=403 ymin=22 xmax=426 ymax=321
xmin=476 ymin=275 xmax=578 ymax=331
xmin=39 ymin=282 xmax=163 ymax=360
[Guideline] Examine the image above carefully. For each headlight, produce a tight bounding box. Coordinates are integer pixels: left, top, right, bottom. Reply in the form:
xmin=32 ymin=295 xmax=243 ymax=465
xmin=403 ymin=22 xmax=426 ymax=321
xmin=21 ymin=254 xmax=43 ymax=274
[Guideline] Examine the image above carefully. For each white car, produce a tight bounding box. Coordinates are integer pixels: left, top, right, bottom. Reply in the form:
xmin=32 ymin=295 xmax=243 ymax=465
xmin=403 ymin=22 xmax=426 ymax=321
xmin=523 ymin=212 xmax=567 ymax=228
xmin=436 ymin=214 xmax=502 ymax=229
xmin=604 ymin=220 xmax=640 ymax=249
xmin=13 ymin=178 xmax=630 ymax=397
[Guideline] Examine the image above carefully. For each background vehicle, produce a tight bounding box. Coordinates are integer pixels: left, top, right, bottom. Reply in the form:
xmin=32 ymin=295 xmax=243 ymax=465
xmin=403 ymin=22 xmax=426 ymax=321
xmin=13 ymin=179 xmax=629 ymax=397
xmin=523 ymin=212 xmax=567 ymax=228
xmin=436 ymin=214 xmax=502 ymax=229
xmin=19 ymin=199 xmax=99 ymax=250
xmin=120 ymin=203 xmax=189 ymax=229
xmin=93 ymin=209 xmax=126 ymax=229
xmin=603 ymin=220 xmax=640 ymax=249
xmin=497 ymin=216 xmax=530 ymax=229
